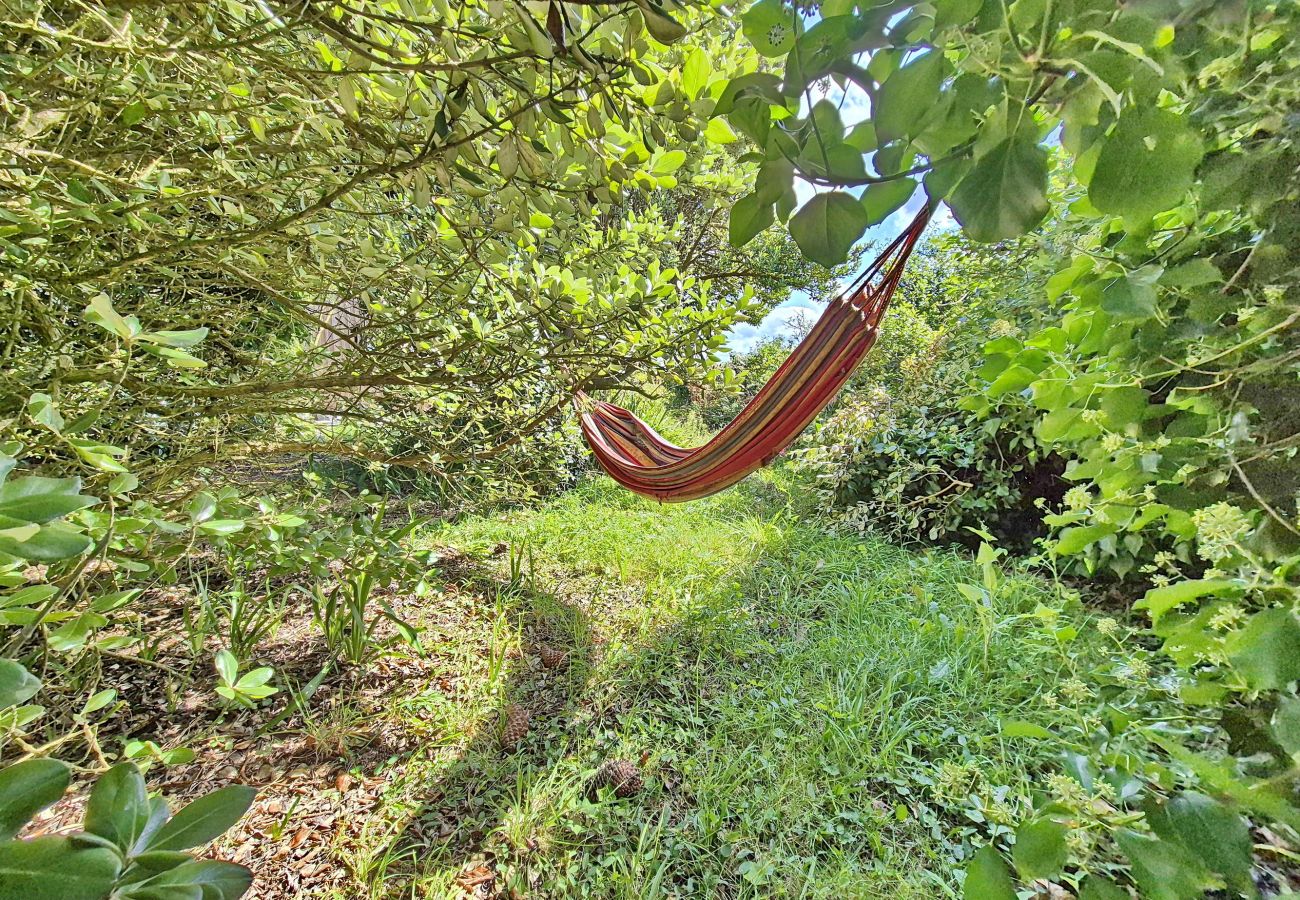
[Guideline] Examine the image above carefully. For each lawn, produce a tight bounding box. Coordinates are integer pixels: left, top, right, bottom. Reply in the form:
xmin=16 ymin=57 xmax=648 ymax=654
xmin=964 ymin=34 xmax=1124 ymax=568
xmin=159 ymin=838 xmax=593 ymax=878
xmin=235 ymin=471 xmax=1104 ymax=898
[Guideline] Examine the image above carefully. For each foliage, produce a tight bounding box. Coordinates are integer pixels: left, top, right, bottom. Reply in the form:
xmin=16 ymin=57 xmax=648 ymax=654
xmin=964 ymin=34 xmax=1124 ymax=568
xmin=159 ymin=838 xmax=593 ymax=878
xmin=716 ymin=0 xmax=1300 ymax=892
xmin=799 ymin=359 xmax=1061 ymax=551
xmin=0 ymin=670 xmax=253 ymax=900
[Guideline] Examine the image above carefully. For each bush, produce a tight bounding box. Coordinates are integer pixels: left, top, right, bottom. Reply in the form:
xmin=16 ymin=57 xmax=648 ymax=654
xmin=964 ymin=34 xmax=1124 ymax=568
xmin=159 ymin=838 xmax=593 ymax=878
xmin=798 ymin=340 xmax=1065 ymax=552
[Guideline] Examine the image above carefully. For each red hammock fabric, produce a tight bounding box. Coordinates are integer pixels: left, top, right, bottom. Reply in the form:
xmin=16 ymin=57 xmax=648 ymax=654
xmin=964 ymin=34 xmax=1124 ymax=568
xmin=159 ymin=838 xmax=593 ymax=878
xmin=579 ymin=204 xmax=932 ymax=502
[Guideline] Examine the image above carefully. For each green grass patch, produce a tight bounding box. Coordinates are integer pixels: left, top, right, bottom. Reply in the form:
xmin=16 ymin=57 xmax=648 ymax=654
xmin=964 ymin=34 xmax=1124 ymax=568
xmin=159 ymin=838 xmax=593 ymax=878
xmin=341 ymin=474 xmax=1100 ymax=898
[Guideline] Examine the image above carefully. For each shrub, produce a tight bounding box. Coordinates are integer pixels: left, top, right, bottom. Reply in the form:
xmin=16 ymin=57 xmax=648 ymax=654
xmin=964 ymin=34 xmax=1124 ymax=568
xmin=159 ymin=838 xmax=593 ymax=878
xmin=799 ymin=351 xmax=1064 ymax=551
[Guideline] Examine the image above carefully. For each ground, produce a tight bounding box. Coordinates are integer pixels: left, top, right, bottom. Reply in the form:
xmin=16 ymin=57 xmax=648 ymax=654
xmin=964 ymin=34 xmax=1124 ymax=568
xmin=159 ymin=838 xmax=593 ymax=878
xmin=28 ymin=470 xmax=1098 ymax=899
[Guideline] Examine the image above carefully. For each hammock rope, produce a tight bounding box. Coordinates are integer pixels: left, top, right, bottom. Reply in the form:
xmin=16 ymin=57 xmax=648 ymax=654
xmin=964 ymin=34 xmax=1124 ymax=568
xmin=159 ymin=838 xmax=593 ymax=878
xmin=578 ymin=203 xmax=933 ymax=502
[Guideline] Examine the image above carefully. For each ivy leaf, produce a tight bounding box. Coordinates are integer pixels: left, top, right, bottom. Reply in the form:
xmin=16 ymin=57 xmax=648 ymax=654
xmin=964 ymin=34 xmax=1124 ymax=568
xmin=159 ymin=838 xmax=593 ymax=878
xmin=0 ymin=759 xmax=69 ymax=841
xmin=963 ymin=845 xmax=1016 ymax=900
xmin=1012 ymin=818 xmax=1068 ymax=879
xmin=742 ymin=0 xmax=800 ymax=57
xmin=948 ymin=132 xmax=1049 ymax=242
xmin=1089 ymin=106 xmax=1204 ymax=221
xmin=1137 ymin=578 xmax=1238 ymax=625
xmin=861 ymin=178 xmax=916 ymax=227
xmin=729 ymin=192 xmax=775 ymax=247
xmin=1116 ymin=829 xmax=1215 ymax=900
xmin=1227 ymin=608 xmax=1300 ymax=691
xmin=1146 ymin=792 xmax=1252 ymax=891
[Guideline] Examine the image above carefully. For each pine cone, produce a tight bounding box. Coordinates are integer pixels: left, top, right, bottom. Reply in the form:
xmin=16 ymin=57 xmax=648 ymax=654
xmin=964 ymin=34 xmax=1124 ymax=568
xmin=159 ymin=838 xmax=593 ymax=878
xmin=591 ymin=759 xmax=642 ymax=798
xmin=539 ymin=645 xmax=568 ymax=669
xmin=500 ymin=704 xmax=530 ymax=750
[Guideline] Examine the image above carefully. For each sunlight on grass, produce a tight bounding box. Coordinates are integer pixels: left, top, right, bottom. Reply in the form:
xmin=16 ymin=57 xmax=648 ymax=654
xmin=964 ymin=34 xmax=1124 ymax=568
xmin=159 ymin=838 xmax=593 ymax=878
xmin=339 ymin=473 xmax=1098 ymax=898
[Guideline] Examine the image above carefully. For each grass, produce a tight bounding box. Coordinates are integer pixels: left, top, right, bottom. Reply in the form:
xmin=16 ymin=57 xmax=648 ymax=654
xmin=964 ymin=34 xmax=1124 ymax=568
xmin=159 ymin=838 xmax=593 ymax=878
xmin=318 ymin=469 xmax=1102 ymax=899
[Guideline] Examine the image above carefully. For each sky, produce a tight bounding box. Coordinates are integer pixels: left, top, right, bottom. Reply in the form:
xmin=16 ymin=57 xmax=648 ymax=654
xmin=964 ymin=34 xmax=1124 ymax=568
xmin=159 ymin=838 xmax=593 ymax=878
xmin=722 ymin=74 xmax=955 ymax=354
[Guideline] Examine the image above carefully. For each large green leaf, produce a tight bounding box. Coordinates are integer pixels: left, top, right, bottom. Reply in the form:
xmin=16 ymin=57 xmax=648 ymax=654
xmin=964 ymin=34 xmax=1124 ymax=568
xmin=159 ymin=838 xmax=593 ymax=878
xmin=86 ymin=763 xmax=151 ymax=852
xmin=1228 ymin=608 xmax=1300 ymax=691
xmin=729 ymin=192 xmax=775 ymax=247
xmin=0 ymin=521 xmax=93 ymax=563
xmin=0 ymin=759 xmax=70 ymax=842
xmin=741 ymin=0 xmax=800 ymax=57
xmin=1089 ymin=106 xmax=1204 ymax=221
xmin=861 ymin=178 xmax=916 ymax=227
xmin=1011 ymin=818 xmax=1068 ymax=879
xmin=873 ymin=50 xmax=947 ymax=144
xmin=0 ymin=835 xmax=120 ymax=899
xmin=136 ymin=859 xmax=252 ymax=900
xmin=963 ymin=845 xmax=1016 ymax=900
xmin=788 ymin=192 xmax=869 ymax=267
xmin=948 ymin=132 xmax=1049 ymax=242
xmin=1116 ymin=829 xmax=1215 ymax=900
xmin=1147 ymin=792 xmax=1252 ymax=891
xmin=0 ymin=477 xmax=96 ymax=524
xmin=145 ymin=785 xmax=256 ymax=852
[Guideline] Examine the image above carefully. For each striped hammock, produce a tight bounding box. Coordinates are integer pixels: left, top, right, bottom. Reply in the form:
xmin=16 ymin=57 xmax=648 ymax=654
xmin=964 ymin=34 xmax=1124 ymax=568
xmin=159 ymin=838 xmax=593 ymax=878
xmin=579 ymin=204 xmax=932 ymax=502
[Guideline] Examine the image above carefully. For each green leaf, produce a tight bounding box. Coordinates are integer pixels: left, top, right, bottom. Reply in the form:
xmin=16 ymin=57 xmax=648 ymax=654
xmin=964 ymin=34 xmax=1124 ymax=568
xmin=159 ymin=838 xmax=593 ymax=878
xmin=1053 ymin=523 xmax=1117 ymax=555
xmin=137 ymin=859 xmax=253 ymax=900
xmin=1099 ymin=266 xmax=1162 ymax=320
xmin=703 ymin=118 xmax=737 ymax=144
xmin=196 ymin=519 xmax=244 ymax=536
xmin=948 ymin=132 xmax=1049 ymax=242
xmin=860 ymin=178 xmax=916 ymax=227
xmin=146 ymin=785 xmax=257 ymax=852
xmin=1012 ymin=818 xmax=1068 ymax=880
xmin=789 ymin=192 xmax=870 ymax=267
xmin=729 ymin=192 xmax=775 ymax=247
xmin=1000 ymin=719 xmax=1052 ymax=739
xmin=0 ymin=522 xmax=93 ymax=562
xmin=0 ymin=659 xmax=41 ymax=709
xmin=963 ymin=845 xmax=1016 ymax=900
xmin=1078 ymin=875 xmax=1128 ymax=900
xmin=681 ymin=49 xmax=711 ymax=100
xmin=1273 ymin=694 xmax=1300 ymax=755
xmin=0 ymin=835 xmax=121 ymax=899
xmin=873 ymin=50 xmax=947 ymax=144
xmin=1137 ymin=578 xmax=1237 ymax=625
xmin=0 ymin=476 xmax=97 ymax=524
xmin=1228 ymin=608 xmax=1300 ymax=691
xmin=636 ymin=0 xmax=687 ymax=44
xmin=138 ymin=328 xmax=209 ymax=349
xmin=214 ymin=650 xmax=237 ymax=686
xmin=1116 ymin=829 xmax=1214 ymax=900
xmin=1089 ymin=107 xmax=1204 ymax=221
xmin=651 ymin=150 xmax=687 ymax=175
xmin=1146 ymin=792 xmax=1252 ymax=890
xmin=86 ymin=762 xmax=150 ymax=852
xmin=0 ymin=759 xmax=69 ymax=841
xmin=528 ymin=212 xmax=553 ymax=229
xmin=85 ymin=293 xmax=137 ymax=339
xmin=742 ymin=0 xmax=800 ymax=57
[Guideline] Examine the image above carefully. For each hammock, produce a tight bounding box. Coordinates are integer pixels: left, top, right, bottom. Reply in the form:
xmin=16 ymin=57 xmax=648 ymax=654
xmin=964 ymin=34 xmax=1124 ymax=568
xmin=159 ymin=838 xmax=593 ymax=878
xmin=579 ymin=203 xmax=932 ymax=502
